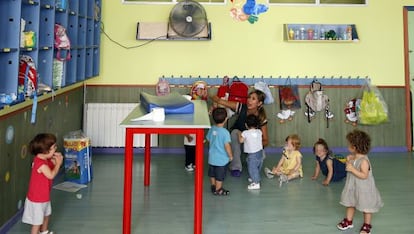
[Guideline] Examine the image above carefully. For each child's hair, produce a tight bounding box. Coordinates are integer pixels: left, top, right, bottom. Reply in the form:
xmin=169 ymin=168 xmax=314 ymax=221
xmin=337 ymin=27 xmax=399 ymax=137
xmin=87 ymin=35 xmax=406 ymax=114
xmin=29 ymin=133 xmax=57 ymax=155
xmin=286 ymin=134 xmax=301 ymax=150
xmin=346 ymin=129 xmax=371 ymax=154
xmin=313 ymin=138 xmax=332 ymax=155
xmin=212 ymin=107 xmax=227 ymax=124
xmin=245 ymin=114 xmax=260 ymax=129
xmin=250 ymin=90 xmax=267 ymax=124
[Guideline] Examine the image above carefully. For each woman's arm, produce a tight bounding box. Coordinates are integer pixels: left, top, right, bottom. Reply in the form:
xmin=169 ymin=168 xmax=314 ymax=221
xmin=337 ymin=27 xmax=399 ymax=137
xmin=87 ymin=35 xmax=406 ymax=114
xmin=323 ymin=159 xmax=334 ymax=186
xmin=225 ymin=142 xmax=233 ymax=161
xmin=260 ymin=124 xmax=269 ymax=147
xmin=210 ymin=95 xmax=238 ymax=110
xmin=238 ymin=131 xmax=244 ymax=143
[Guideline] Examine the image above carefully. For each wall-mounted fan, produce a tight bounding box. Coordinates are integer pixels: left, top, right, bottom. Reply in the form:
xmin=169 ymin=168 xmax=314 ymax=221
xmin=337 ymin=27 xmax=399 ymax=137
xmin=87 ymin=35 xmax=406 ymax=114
xmin=169 ymin=0 xmax=208 ymax=38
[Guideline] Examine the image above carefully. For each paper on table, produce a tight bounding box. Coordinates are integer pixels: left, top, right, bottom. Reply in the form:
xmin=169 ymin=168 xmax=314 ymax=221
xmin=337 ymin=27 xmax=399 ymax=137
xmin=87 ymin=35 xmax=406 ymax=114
xmin=131 ymin=107 xmax=165 ymax=122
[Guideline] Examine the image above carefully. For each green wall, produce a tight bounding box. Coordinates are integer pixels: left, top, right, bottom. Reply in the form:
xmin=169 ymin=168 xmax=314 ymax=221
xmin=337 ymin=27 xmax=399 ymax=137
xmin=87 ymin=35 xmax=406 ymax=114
xmin=0 ymin=88 xmax=84 ymax=227
xmin=85 ymin=84 xmax=406 ymax=149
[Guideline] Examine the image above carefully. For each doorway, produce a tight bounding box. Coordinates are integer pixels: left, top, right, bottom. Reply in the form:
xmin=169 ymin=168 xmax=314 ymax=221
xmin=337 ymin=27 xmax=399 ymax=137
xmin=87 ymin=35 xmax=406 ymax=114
xmin=404 ymin=6 xmax=414 ymax=151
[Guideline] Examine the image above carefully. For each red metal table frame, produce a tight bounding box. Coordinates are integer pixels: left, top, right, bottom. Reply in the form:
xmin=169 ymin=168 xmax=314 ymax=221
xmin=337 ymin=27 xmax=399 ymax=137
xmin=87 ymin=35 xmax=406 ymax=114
xmin=120 ymin=100 xmax=210 ymax=234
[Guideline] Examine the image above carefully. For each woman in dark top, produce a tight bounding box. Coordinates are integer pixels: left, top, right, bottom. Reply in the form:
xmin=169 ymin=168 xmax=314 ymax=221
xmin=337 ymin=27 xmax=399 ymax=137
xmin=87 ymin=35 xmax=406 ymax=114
xmin=311 ymin=138 xmax=346 ymax=185
xmin=211 ymin=90 xmax=269 ymax=177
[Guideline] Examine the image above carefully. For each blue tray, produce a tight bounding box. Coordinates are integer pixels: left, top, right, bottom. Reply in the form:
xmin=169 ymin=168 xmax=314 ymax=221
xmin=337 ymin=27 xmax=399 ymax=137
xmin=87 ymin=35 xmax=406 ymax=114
xmin=140 ymin=92 xmax=194 ymax=114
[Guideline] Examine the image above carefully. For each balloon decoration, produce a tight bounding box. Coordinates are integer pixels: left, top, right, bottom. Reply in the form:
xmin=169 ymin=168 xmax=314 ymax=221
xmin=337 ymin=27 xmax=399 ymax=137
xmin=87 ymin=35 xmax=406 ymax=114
xmin=230 ymin=0 xmax=268 ymax=24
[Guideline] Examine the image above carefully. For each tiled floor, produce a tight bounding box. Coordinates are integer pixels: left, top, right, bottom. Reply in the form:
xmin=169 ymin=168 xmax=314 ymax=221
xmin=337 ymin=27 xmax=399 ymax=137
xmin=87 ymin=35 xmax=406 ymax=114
xmin=6 ymin=152 xmax=414 ymax=234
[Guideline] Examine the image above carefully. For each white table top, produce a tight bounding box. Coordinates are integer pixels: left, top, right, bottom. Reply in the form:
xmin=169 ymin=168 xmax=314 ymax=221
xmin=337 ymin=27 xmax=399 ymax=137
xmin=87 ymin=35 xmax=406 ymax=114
xmin=120 ymin=100 xmax=211 ymax=129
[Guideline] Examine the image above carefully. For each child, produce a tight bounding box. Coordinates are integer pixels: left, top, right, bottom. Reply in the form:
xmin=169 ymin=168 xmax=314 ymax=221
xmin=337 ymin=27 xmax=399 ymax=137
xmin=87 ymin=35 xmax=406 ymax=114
xmin=184 ymin=134 xmax=196 ymax=172
xmin=264 ymin=134 xmax=303 ymax=187
xmin=238 ymin=114 xmax=263 ymax=190
xmin=311 ymin=138 xmax=346 ymax=186
xmin=22 ymin=133 xmax=63 ymax=234
xmin=206 ymin=107 xmax=233 ymax=195
xmin=337 ymin=129 xmax=383 ymax=234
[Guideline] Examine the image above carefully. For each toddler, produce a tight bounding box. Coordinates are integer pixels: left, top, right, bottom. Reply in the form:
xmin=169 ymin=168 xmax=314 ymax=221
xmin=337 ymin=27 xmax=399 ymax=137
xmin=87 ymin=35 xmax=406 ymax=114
xmin=22 ymin=133 xmax=63 ymax=234
xmin=311 ymin=138 xmax=346 ymax=186
xmin=337 ymin=129 xmax=383 ymax=234
xmin=264 ymin=134 xmax=303 ymax=187
xmin=206 ymin=108 xmax=233 ymax=195
xmin=238 ymin=114 xmax=263 ymax=190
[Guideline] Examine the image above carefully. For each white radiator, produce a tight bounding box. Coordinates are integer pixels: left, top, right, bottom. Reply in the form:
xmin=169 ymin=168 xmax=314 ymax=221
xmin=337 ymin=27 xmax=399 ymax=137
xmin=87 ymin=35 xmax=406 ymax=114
xmin=83 ymin=103 xmax=158 ymax=147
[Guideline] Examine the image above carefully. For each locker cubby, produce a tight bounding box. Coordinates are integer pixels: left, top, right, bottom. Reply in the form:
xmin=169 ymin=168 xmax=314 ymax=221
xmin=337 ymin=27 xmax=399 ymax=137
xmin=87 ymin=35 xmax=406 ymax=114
xmin=0 ymin=0 xmax=101 ymax=109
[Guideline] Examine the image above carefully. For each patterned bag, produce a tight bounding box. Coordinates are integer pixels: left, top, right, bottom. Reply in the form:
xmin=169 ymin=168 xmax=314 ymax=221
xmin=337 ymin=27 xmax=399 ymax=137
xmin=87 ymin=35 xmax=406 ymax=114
xmin=156 ymin=78 xmax=170 ymax=96
xmin=18 ymin=55 xmax=37 ymax=98
xmin=54 ymin=23 xmax=71 ymax=61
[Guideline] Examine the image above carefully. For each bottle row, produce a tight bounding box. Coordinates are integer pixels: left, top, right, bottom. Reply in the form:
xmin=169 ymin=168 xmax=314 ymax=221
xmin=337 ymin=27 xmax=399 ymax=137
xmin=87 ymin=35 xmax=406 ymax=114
xmin=0 ymin=0 xmax=101 ymax=108
xmin=284 ymin=24 xmax=359 ymax=42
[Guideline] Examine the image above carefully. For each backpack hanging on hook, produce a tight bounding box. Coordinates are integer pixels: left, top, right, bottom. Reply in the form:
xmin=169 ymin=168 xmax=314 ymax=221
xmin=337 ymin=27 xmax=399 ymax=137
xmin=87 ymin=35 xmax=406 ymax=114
xmin=304 ymin=80 xmax=334 ymax=127
xmin=276 ymin=78 xmax=301 ymax=123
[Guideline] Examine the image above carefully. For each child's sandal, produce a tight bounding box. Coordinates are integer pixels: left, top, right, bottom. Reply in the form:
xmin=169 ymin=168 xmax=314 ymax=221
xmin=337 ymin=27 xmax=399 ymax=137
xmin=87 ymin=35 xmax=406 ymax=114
xmin=210 ymin=185 xmax=216 ymax=194
xmin=360 ymin=223 xmax=372 ymax=234
xmin=214 ymin=188 xmax=229 ymax=196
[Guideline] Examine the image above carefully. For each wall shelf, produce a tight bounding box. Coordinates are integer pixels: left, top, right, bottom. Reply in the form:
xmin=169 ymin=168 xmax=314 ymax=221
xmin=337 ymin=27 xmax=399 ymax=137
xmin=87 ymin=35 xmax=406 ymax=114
xmin=284 ymin=24 xmax=359 ymax=42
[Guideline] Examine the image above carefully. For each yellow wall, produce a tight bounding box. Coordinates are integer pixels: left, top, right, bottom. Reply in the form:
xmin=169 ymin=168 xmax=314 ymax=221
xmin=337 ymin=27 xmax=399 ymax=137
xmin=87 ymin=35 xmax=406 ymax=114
xmin=89 ymin=0 xmax=414 ymax=85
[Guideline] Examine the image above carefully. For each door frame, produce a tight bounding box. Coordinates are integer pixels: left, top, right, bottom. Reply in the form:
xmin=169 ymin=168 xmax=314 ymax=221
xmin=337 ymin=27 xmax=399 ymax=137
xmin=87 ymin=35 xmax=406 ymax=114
xmin=404 ymin=6 xmax=413 ymax=151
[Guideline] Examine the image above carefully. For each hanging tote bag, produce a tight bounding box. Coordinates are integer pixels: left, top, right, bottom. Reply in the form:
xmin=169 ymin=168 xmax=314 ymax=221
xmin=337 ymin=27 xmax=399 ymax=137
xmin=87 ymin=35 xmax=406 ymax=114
xmin=278 ymin=78 xmax=301 ymax=110
xmin=357 ymin=79 xmax=388 ymax=125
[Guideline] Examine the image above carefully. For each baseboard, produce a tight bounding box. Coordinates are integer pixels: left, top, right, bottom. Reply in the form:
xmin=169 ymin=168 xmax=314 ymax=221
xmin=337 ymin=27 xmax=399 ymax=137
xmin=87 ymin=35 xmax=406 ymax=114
xmin=91 ymin=146 xmax=408 ymax=155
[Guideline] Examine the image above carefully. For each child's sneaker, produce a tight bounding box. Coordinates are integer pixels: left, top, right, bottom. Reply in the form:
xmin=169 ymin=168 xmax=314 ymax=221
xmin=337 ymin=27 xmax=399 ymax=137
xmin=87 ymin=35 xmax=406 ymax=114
xmin=337 ymin=218 xmax=354 ymax=230
xmin=247 ymin=177 xmax=253 ymax=183
xmin=247 ymin=182 xmax=260 ymax=190
xmin=185 ymin=164 xmax=194 ymax=172
xmin=264 ymin=167 xmax=274 ymax=179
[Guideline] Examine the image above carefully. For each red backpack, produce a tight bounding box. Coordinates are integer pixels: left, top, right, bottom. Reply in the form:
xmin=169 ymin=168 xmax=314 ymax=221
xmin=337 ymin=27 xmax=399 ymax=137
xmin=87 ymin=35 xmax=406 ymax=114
xmin=228 ymin=76 xmax=249 ymax=103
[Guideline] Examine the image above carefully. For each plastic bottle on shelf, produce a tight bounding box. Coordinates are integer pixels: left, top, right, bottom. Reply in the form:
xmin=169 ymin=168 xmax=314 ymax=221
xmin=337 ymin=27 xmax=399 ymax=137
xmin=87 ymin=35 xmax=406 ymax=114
xmin=320 ymin=27 xmax=325 ymax=40
xmin=313 ymin=29 xmax=319 ymax=40
xmin=288 ymin=28 xmax=294 ymax=40
xmin=300 ymin=27 xmax=305 ymax=40
xmin=346 ymin=26 xmax=352 ymax=40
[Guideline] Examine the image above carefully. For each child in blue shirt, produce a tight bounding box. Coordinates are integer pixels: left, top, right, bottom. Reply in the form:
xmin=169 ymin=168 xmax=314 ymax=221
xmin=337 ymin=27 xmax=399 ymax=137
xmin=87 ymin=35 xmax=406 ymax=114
xmin=206 ymin=108 xmax=233 ymax=195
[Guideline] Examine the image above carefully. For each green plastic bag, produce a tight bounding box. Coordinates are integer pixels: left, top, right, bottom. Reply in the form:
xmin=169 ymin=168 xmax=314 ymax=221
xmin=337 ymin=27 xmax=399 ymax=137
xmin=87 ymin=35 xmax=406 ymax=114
xmin=358 ymin=81 xmax=388 ymax=125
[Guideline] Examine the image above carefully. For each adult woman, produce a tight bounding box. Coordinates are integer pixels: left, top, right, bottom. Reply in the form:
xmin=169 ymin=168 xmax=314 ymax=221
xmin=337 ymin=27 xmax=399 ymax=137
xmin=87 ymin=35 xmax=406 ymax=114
xmin=211 ymin=89 xmax=269 ymax=177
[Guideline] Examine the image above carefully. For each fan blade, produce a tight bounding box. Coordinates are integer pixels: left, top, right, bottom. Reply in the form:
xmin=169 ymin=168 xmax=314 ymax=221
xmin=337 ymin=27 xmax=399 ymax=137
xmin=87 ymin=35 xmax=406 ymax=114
xmin=169 ymin=0 xmax=208 ymax=37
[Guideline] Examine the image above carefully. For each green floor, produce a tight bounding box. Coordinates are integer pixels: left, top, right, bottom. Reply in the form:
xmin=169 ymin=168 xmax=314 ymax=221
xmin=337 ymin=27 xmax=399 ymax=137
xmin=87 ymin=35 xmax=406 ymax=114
xmin=7 ymin=152 xmax=414 ymax=234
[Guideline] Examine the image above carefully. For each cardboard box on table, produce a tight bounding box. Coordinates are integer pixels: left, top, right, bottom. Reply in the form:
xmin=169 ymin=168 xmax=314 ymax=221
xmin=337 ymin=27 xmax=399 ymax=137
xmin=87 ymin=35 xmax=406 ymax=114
xmin=63 ymin=136 xmax=92 ymax=184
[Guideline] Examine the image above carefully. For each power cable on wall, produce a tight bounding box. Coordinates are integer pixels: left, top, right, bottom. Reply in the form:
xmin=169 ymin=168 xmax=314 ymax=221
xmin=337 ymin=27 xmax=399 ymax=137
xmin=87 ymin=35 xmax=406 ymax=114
xmin=100 ymin=21 xmax=163 ymax=49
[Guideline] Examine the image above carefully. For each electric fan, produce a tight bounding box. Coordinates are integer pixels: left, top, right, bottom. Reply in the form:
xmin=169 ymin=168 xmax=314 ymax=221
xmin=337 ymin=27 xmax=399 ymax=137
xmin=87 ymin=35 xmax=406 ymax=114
xmin=169 ymin=0 xmax=208 ymax=38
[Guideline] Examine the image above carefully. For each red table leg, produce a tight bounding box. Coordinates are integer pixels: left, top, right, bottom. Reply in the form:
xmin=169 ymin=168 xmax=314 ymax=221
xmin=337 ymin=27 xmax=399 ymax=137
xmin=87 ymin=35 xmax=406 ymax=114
xmin=144 ymin=133 xmax=151 ymax=186
xmin=123 ymin=128 xmax=134 ymax=234
xmin=194 ymin=129 xmax=204 ymax=234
